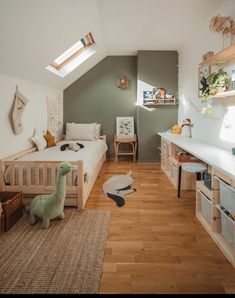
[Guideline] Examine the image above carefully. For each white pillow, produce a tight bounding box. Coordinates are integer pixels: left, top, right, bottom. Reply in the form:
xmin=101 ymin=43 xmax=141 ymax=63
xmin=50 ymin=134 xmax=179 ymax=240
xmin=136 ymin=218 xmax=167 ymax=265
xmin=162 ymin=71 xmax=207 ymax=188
xmin=66 ymin=123 xmax=97 ymax=141
xmin=31 ymin=128 xmax=47 ymax=151
xmin=95 ymin=124 xmax=101 ymax=139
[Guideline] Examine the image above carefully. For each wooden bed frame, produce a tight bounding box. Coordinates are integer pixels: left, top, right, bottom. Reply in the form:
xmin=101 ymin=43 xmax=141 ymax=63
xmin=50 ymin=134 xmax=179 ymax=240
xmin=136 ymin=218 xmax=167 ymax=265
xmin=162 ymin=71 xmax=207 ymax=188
xmin=0 ymin=135 xmax=107 ymax=209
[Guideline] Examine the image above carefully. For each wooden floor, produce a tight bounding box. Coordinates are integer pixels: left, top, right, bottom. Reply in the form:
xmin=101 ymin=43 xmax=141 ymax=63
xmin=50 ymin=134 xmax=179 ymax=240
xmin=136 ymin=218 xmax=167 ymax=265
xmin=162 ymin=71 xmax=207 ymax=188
xmin=86 ymin=161 xmax=235 ymax=294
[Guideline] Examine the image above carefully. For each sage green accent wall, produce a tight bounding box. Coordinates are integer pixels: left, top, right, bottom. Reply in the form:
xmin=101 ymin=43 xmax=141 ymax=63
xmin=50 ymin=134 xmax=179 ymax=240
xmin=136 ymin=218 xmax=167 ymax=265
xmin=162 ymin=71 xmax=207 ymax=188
xmin=64 ymin=53 xmax=178 ymax=161
xmin=63 ymin=56 xmax=137 ymax=159
xmin=137 ymin=51 xmax=178 ymax=162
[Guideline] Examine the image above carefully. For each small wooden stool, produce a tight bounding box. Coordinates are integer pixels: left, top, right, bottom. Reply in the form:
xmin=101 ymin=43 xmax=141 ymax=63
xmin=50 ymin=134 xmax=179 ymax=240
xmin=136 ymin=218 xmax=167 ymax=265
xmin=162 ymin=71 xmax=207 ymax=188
xmin=178 ymin=163 xmax=207 ymax=198
xmin=114 ymin=135 xmax=137 ymax=162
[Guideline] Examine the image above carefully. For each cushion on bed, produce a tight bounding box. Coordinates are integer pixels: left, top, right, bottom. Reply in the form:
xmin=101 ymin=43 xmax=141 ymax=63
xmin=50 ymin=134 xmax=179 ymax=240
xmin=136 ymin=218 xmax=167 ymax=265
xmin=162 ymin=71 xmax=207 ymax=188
xmin=32 ymin=128 xmax=47 ymax=151
xmin=44 ymin=130 xmax=56 ymax=148
xmin=95 ymin=124 xmax=101 ymax=139
xmin=66 ymin=123 xmax=97 ymax=141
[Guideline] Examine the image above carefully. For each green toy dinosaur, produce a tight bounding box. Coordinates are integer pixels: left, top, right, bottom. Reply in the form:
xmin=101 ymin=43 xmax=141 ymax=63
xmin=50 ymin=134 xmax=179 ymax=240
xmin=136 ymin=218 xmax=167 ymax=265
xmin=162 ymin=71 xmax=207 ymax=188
xmin=26 ymin=161 xmax=72 ymax=229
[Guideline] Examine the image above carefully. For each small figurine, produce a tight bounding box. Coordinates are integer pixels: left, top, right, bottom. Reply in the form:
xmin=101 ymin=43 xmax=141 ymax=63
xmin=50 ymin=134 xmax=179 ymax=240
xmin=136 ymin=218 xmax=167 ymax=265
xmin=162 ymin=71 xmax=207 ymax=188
xmin=199 ymin=77 xmax=209 ymax=94
xmin=166 ymin=91 xmax=174 ymax=99
xmin=159 ymin=88 xmax=167 ymax=99
xmin=181 ymin=119 xmax=193 ymax=138
xmin=155 ymin=88 xmax=161 ymax=98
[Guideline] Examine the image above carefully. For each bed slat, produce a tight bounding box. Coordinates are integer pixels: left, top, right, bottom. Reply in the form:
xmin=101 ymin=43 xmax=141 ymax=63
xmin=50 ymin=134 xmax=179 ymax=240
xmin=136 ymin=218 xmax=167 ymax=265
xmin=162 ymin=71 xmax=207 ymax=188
xmin=67 ymin=170 xmax=72 ymax=187
xmin=27 ymin=164 xmax=31 ymax=186
xmin=43 ymin=164 xmax=48 ymax=185
xmin=18 ymin=164 xmax=23 ymax=186
xmin=51 ymin=164 xmax=56 ymax=186
xmin=35 ymin=164 xmax=40 ymax=186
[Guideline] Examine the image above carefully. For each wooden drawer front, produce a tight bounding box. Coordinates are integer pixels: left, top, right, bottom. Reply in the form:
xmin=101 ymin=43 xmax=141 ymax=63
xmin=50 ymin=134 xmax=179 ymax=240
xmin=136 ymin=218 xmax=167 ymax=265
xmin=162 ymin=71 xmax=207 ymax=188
xmin=196 ymin=189 xmax=212 ymax=226
xmin=212 ymin=205 xmax=221 ymax=233
xmin=214 ymin=205 xmax=235 ymax=248
xmin=196 ymin=181 xmax=213 ymax=200
xmin=212 ymin=191 xmax=220 ymax=204
xmin=212 ymin=168 xmax=233 ymax=190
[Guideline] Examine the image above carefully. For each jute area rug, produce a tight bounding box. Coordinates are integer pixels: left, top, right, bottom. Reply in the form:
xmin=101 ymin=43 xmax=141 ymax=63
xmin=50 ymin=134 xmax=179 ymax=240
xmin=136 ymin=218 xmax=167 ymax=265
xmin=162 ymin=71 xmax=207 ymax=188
xmin=0 ymin=208 xmax=110 ymax=294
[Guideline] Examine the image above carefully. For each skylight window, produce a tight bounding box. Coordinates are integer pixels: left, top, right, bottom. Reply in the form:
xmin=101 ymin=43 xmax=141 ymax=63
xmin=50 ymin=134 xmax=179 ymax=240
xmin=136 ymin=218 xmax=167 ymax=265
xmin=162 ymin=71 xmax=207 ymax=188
xmin=46 ymin=32 xmax=97 ymax=78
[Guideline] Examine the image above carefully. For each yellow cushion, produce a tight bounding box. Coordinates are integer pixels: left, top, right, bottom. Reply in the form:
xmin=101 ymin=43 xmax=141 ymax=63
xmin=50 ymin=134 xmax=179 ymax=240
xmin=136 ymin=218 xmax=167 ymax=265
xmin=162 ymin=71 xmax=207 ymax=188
xmin=44 ymin=130 xmax=56 ymax=148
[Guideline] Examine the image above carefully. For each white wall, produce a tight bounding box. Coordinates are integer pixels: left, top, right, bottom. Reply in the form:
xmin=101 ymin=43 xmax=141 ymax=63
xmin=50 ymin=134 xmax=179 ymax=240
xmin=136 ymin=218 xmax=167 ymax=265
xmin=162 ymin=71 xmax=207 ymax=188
xmin=179 ymin=0 xmax=235 ymax=151
xmin=0 ymin=73 xmax=63 ymax=159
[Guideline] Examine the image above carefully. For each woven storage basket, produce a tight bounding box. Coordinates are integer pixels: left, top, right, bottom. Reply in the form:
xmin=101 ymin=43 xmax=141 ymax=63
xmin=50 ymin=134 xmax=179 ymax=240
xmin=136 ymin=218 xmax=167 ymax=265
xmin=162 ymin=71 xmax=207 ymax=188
xmin=175 ymin=154 xmax=200 ymax=163
xmin=0 ymin=207 xmax=4 ymax=236
xmin=0 ymin=192 xmax=23 ymax=232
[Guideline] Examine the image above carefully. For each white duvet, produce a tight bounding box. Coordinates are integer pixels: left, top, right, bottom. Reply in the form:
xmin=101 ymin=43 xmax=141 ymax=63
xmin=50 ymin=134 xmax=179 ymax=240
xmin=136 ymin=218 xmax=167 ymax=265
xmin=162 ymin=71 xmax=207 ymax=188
xmin=4 ymin=139 xmax=107 ymax=185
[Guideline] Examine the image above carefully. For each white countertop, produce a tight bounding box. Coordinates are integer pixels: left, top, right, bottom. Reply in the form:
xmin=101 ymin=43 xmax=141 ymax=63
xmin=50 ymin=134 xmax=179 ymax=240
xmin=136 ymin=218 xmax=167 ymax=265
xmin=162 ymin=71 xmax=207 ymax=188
xmin=158 ymin=132 xmax=235 ymax=180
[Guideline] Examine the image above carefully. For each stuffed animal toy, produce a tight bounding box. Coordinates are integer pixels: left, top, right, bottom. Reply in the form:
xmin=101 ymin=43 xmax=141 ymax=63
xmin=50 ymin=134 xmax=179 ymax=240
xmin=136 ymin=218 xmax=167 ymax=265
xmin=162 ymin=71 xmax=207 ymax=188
xmin=181 ymin=119 xmax=193 ymax=138
xmin=103 ymin=171 xmax=136 ymax=207
xmin=60 ymin=142 xmax=84 ymax=152
xmin=25 ymin=161 xmax=72 ymax=229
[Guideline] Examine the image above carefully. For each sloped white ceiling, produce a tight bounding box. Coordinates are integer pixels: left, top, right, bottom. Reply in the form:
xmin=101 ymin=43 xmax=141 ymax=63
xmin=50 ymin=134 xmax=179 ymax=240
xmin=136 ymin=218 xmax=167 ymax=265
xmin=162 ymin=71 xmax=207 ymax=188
xmin=0 ymin=0 xmax=225 ymax=90
xmin=0 ymin=0 xmax=107 ymax=90
xmin=98 ymin=0 xmax=225 ymax=55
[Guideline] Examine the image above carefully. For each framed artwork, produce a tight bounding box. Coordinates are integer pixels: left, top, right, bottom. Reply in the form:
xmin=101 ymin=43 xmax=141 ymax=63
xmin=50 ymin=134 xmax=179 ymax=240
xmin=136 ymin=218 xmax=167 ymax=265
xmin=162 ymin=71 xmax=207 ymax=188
xmin=198 ymin=65 xmax=211 ymax=98
xmin=116 ymin=117 xmax=134 ymax=138
xmin=143 ymin=91 xmax=153 ymax=100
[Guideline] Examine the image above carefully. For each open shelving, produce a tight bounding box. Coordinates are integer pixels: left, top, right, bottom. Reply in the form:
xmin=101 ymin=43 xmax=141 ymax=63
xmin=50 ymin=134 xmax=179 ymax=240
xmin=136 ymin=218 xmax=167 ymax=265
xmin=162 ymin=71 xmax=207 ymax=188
xmin=211 ymin=89 xmax=235 ymax=98
xmin=200 ymin=44 xmax=235 ymax=67
xmin=143 ymin=99 xmax=178 ymax=107
xmin=199 ymin=44 xmax=235 ymax=99
xmin=143 ymin=103 xmax=178 ymax=107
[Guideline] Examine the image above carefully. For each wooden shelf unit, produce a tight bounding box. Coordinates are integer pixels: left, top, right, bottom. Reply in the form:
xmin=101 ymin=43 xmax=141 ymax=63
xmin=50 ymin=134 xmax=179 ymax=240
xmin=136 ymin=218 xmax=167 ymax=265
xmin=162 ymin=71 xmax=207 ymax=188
xmin=200 ymin=44 xmax=235 ymax=67
xmin=160 ymin=134 xmax=235 ymax=268
xmin=196 ymin=169 xmax=235 ymax=268
xmin=144 ymin=103 xmax=178 ymax=107
xmin=144 ymin=98 xmax=178 ymax=107
xmin=212 ymin=89 xmax=235 ymax=98
xmin=160 ymin=139 xmax=196 ymax=191
xmin=199 ymin=44 xmax=235 ymax=100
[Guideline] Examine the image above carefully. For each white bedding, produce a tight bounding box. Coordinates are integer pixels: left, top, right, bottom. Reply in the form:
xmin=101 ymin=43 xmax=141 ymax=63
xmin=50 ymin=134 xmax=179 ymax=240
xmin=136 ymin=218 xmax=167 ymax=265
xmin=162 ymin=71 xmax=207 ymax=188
xmin=4 ymin=139 xmax=107 ymax=185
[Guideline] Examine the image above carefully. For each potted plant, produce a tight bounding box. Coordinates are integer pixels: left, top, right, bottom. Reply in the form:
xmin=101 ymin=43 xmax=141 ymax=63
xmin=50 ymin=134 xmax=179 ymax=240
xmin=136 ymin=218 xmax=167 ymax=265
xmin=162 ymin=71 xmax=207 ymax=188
xmin=202 ymin=68 xmax=230 ymax=101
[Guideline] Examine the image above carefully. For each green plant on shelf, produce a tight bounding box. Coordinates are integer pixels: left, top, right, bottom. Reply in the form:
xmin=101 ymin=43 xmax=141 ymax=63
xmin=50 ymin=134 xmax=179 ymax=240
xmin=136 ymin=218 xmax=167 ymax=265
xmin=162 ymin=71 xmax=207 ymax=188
xmin=202 ymin=68 xmax=230 ymax=101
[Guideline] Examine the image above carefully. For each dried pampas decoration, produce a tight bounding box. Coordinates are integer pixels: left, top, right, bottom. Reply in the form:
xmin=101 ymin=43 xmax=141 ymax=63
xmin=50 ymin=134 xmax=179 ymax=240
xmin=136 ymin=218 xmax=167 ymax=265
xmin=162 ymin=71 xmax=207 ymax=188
xmin=209 ymin=15 xmax=235 ymax=47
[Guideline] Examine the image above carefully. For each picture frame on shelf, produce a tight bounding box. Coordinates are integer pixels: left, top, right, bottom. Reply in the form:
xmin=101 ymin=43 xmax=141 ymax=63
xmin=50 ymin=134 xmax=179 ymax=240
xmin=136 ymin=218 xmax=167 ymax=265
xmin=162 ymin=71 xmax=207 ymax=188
xmin=116 ymin=116 xmax=134 ymax=138
xmin=198 ymin=64 xmax=211 ymax=98
xmin=143 ymin=90 xmax=153 ymax=99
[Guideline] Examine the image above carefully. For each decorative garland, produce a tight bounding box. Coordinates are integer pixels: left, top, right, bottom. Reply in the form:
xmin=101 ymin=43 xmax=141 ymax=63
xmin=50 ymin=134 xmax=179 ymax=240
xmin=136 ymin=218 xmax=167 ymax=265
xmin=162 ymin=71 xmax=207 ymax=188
xmin=183 ymin=96 xmax=225 ymax=121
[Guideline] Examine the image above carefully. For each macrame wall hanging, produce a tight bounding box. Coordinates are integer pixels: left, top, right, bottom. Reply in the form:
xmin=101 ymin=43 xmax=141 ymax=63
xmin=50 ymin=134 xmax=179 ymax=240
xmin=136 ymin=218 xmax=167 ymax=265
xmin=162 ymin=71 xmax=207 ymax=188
xmin=11 ymin=85 xmax=29 ymax=135
xmin=46 ymin=96 xmax=62 ymax=135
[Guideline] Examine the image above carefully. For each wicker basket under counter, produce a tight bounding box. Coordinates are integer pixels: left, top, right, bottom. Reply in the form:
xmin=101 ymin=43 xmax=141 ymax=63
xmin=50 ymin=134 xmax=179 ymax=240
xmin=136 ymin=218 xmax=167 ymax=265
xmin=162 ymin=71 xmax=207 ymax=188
xmin=0 ymin=191 xmax=23 ymax=232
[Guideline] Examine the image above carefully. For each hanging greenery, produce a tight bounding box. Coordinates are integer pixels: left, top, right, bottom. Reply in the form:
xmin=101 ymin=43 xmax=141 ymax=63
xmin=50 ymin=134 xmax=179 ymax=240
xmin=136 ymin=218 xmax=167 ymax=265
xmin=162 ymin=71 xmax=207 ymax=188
xmin=202 ymin=68 xmax=230 ymax=101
